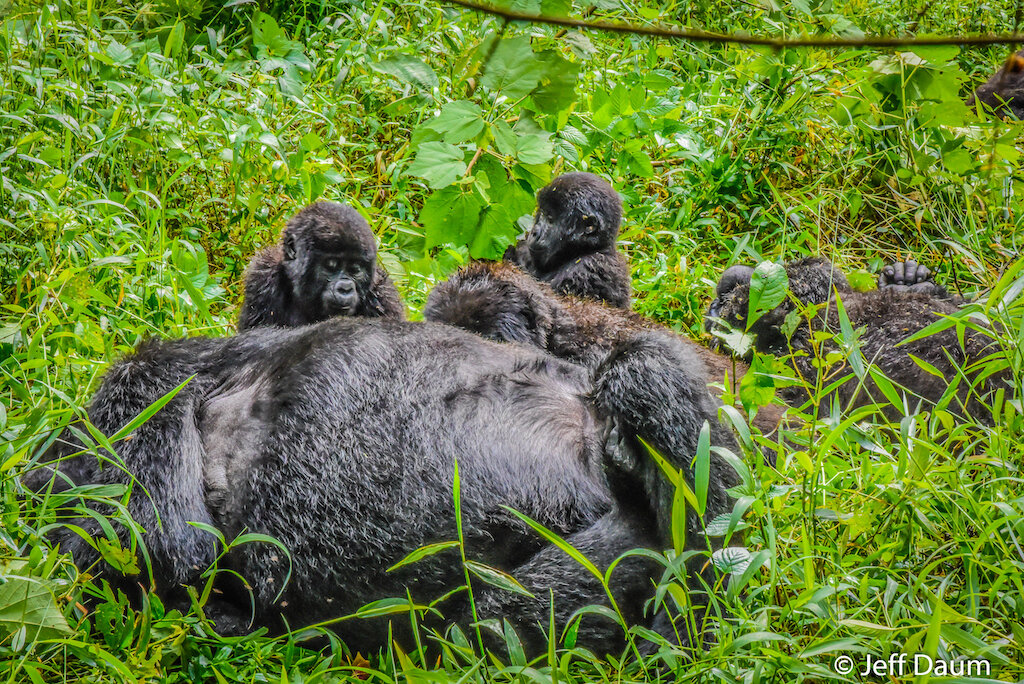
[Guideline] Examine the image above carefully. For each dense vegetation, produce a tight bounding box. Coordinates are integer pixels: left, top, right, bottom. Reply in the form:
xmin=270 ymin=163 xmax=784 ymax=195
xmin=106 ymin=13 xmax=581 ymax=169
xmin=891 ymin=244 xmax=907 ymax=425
xmin=2 ymin=0 xmax=1023 ymax=679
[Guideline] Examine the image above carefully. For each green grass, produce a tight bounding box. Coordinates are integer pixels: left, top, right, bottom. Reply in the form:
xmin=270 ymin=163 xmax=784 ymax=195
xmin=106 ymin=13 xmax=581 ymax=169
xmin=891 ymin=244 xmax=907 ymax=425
xmin=2 ymin=0 xmax=1023 ymax=680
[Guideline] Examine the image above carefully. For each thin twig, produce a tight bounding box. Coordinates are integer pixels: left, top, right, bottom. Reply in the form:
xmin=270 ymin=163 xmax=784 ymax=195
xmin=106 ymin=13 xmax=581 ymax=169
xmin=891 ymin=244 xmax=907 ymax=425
xmin=442 ymin=0 xmax=1024 ymax=48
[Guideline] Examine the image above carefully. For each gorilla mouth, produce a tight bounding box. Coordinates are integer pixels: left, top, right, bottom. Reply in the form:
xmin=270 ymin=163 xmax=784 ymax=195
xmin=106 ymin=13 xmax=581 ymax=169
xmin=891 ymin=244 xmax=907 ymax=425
xmin=324 ymin=294 xmax=359 ymax=317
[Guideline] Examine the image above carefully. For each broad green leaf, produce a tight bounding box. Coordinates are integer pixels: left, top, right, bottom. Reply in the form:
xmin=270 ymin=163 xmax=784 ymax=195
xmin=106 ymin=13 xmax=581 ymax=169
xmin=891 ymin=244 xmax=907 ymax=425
xmin=370 ymin=56 xmax=439 ymax=91
xmin=480 ymin=37 xmax=541 ymax=99
xmin=747 ymin=262 xmax=788 ymax=328
xmin=420 ymin=186 xmax=484 ymax=250
xmin=424 ymin=101 xmax=485 ymax=145
xmin=531 ymin=50 xmax=581 ymax=112
xmin=252 ymin=12 xmax=302 ymax=56
xmin=711 ymin=546 xmax=752 ymax=574
xmin=0 ymin=577 xmax=72 ymax=641
xmin=512 ymin=117 xmax=553 ymax=165
xmin=739 ymin=353 xmax=775 ymax=411
xmin=406 ymin=142 xmax=466 ymax=189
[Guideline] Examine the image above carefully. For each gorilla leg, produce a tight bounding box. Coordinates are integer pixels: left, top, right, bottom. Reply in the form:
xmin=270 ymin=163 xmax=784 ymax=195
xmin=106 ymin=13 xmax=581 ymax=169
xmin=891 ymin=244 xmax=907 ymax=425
xmin=473 ymin=510 xmax=664 ymax=655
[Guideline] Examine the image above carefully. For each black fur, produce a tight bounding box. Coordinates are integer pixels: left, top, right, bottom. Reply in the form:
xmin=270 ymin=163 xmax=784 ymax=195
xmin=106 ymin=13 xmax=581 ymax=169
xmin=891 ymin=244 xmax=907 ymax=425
xmin=35 ymin=317 xmax=737 ymax=656
xmin=706 ymin=257 xmax=1005 ymax=420
xmin=423 ymin=261 xmax=774 ymax=475
xmin=968 ymin=50 xmax=1024 ymax=120
xmin=505 ymin=173 xmax=631 ymax=308
xmin=237 ymin=202 xmax=405 ymax=331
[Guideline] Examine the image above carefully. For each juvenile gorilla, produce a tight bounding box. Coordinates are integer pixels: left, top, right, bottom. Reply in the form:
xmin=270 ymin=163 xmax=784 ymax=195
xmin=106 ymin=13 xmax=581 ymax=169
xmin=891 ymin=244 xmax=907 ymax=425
xmin=36 ymin=318 xmax=738 ymax=656
xmin=969 ymin=50 xmax=1024 ymax=120
xmin=424 ymin=261 xmax=783 ymax=436
xmin=706 ymin=258 xmax=1003 ymax=420
xmin=237 ymin=202 xmax=405 ymax=331
xmin=505 ymin=172 xmax=631 ymax=308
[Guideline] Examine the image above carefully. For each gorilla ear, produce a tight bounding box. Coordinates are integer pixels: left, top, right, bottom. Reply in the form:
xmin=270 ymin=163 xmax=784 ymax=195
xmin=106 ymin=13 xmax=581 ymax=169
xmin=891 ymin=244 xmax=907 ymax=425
xmin=283 ymin=235 xmax=297 ymax=261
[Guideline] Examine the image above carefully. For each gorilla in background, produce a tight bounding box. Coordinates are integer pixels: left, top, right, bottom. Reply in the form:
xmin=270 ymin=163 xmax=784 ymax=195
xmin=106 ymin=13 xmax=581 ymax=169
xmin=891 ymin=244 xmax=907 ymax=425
xmin=505 ymin=172 xmax=632 ymax=308
xmin=237 ymin=202 xmax=405 ymax=331
xmin=34 ymin=317 xmax=739 ymax=656
xmin=969 ymin=50 xmax=1024 ymax=120
xmin=705 ymin=257 xmax=1005 ymax=421
xmin=423 ymin=261 xmax=784 ymax=437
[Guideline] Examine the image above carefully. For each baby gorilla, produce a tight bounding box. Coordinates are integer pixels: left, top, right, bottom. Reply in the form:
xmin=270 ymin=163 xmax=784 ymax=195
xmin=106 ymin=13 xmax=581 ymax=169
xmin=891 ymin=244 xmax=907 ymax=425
xmin=706 ymin=258 xmax=1004 ymax=421
xmin=505 ymin=172 xmax=631 ymax=308
xmin=424 ymin=261 xmax=783 ymax=436
xmin=969 ymin=50 xmax=1024 ymax=120
xmin=237 ymin=202 xmax=405 ymax=331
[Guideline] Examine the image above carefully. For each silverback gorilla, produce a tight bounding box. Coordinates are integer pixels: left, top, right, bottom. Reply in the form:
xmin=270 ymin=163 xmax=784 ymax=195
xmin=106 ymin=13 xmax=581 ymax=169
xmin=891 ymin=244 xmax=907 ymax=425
xmin=38 ymin=317 xmax=739 ymax=656
xmin=505 ymin=173 xmax=631 ymax=308
xmin=237 ymin=202 xmax=405 ymax=331
xmin=706 ymin=257 xmax=1004 ymax=420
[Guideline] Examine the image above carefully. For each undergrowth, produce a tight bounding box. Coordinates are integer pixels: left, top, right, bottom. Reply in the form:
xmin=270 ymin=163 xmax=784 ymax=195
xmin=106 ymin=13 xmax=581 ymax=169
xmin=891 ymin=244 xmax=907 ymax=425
xmin=1 ymin=0 xmax=1022 ymax=680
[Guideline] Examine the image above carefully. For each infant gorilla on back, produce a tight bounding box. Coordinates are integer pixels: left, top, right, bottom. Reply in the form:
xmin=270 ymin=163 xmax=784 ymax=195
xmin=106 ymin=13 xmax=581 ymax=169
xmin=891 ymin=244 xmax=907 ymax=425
xmin=237 ymin=202 xmax=405 ymax=330
xmin=505 ymin=172 xmax=632 ymax=308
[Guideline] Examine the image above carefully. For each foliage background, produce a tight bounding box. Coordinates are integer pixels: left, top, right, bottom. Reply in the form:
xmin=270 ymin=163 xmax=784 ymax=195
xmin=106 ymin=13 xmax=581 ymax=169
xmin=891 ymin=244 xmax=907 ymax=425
xmin=1 ymin=0 xmax=1023 ymax=679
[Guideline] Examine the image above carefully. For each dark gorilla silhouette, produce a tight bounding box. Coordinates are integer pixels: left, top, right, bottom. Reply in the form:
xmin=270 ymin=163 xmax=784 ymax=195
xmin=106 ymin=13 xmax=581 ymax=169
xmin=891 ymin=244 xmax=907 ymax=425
xmin=969 ymin=50 xmax=1024 ymax=120
xmin=237 ymin=202 xmax=405 ymax=331
xmin=423 ymin=261 xmax=783 ymax=437
xmin=505 ymin=172 xmax=631 ymax=308
xmin=705 ymin=258 xmax=1005 ymax=420
xmin=34 ymin=317 xmax=739 ymax=656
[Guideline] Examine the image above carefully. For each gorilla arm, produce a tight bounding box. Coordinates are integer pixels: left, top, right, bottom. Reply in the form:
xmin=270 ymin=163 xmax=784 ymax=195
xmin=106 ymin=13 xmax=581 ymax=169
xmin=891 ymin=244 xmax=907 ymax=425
xmin=237 ymin=247 xmax=291 ymax=331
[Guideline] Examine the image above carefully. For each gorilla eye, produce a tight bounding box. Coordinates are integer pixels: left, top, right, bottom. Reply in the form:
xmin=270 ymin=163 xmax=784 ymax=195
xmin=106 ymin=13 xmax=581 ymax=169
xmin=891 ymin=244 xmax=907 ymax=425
xmin=582 ymin=216 xmax=597 ymax=233
xmin=323 ymin=257 xmax=341 ymax=270
xmin=351 ymin=264 xmax=366 ymax=277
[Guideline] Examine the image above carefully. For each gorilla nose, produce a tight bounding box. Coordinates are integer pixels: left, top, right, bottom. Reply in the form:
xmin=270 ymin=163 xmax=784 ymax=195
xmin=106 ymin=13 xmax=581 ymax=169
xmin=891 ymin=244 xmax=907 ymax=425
xmin=335 ymin=279 xmax=355 ymax=295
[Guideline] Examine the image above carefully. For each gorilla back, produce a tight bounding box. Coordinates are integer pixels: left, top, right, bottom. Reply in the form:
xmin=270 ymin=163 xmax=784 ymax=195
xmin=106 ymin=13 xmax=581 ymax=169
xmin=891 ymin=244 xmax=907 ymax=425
xmin=44 ymin=318 xmax=733 ymax=654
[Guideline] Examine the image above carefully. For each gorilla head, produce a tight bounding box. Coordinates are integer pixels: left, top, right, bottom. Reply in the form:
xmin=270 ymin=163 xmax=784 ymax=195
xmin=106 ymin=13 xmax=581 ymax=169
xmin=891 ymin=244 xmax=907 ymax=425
xmin=424 ymin=262 xmax=557 ymax=349
xmin=705 ymin=257 xmax=851 ymax=355
xmin=970 ymin=50 xmax=1024 ymax=120
xmin=282 ymin=203 xmax=377 ymax=318
xmin=237 ymin=202 xmax=405 ymax=331
xmin=504 ymin=172 xmax=631 ymax=308
xmin=528 ymin=172 xmax=623 ymax=272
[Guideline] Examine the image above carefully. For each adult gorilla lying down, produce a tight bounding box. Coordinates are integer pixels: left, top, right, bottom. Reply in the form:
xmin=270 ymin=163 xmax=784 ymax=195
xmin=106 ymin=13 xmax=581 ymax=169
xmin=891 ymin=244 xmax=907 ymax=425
xmin=37 ymin=318 xmax=738 ymax=655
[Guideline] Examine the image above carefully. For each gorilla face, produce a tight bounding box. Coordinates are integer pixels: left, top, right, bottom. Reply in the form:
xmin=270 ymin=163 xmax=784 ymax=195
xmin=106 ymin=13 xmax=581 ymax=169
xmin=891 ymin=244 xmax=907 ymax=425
xmin=237 ymin=201 xmax=405 ymax=332
xmin=527 ymin=173 xmax=622 ymax=272
xmin=281 ymin=203 xmax=377 ymax=320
